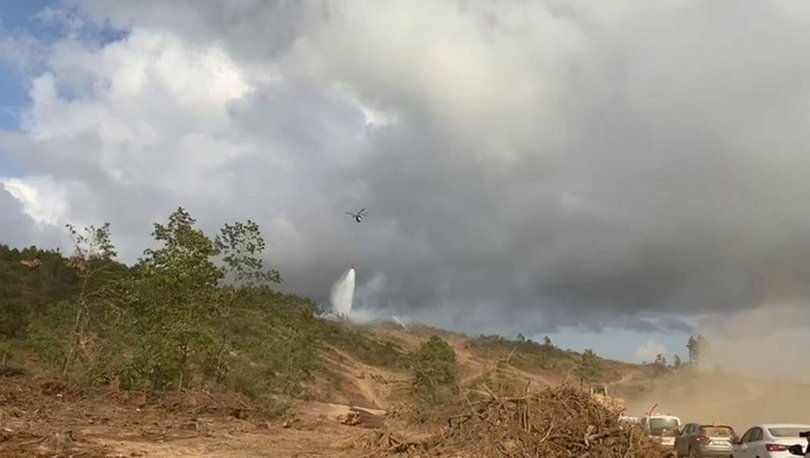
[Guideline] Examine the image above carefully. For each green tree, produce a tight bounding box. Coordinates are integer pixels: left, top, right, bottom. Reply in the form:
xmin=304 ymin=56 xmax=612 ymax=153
xmin=409 ymin=335 xmax=459 ymax=402
xmin=687 ymin=334 xmax=710 ymax=368
xmin=686 ymin=335 xmax=697 ymax=364
xmin=673 ymin=354 xmax=682 ymax=368
xmin=0 ymin=244 xmax=81 ymax=338
xmin=215 ymin=220 xmax=281 ymax=286
xmin=516 ymin=333 xmax=525 ymax=342
xmin=208 ymin=219 xmax=283 ymax=383
xmin=122 ymin=207 xmax=222 ymax=390
xmin=543 ymin=336 xmax=552 ymax=346
xmin=652 ymin=353 xmax=668 ymax=375
xmin=578 ymin=349 xmax=601 ymax=381
xmin=61 ymin=222 xmax=118 ymax=378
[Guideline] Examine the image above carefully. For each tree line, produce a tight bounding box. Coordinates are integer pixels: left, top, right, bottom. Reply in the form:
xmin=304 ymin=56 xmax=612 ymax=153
xmin=1 ymin=207 xmax=321 ymax=404
xmin=0 ymin=207 xmax=474 ymax=414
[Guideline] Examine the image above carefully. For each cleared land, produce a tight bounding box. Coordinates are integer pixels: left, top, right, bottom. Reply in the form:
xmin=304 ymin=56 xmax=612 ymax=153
xmin=2 ymin=323 xmax=809 ymax=457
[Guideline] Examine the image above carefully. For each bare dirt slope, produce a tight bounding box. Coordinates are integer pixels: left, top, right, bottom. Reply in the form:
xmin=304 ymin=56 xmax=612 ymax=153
xmin=312 ymin=324 xmax=810 ymax=438
xmin=0 ymin=372 xmax=385 ymax=457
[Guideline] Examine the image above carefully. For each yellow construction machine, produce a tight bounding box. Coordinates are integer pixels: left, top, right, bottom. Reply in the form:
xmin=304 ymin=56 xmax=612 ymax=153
xmin=589 ymin=383 xmax=626 ymax=413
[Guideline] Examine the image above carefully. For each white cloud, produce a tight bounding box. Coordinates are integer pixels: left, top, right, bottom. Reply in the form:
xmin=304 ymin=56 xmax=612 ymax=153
xmin=0 ymin=176 xmax=69 ymax=227
xmin=5 ymin=27 xmax=267 ymax=243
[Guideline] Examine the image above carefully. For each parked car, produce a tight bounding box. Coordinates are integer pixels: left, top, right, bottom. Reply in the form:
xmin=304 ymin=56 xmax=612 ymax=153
xmin=786 ymin=430 xmax=810 ymax=457
xmin=673 ymin=423 xmax=736 ymax=457
xmin=733 ymin=424 xmax=810 ymax=458
xmin=640 ymin=413 xmax=681 ymax=448
xmin=786 ymin=443 xmax=806 ymax=457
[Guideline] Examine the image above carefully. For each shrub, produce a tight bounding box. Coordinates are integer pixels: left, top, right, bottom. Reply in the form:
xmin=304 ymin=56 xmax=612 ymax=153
xmin=409 ymin=335 xmax=459 ymax=403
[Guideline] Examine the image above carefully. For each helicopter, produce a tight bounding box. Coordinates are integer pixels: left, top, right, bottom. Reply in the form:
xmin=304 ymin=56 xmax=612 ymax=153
xmin=346 ymin=208 xmax=368 ymax=223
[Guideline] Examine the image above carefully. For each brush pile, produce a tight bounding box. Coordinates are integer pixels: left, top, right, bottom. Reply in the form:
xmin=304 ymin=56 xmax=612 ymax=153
xmin=432 ymin=384 xmax=668 ymax=457
xmin=360 ymin=384 xmax=670 ymax=457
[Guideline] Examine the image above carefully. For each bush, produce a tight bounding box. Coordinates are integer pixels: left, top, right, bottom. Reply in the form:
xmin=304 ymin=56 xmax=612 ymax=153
xmin=323 ymin=323 xmax=406 ymax=369
xmin=578 ymin=349 xmax=601 ymax=381
xmin=0 ymin=298 xmax=30 ymax=338
xmin=26 ymin=300 xmax=75 ymax=366
xmin=409 ymin=335 xmax=459 ymax=403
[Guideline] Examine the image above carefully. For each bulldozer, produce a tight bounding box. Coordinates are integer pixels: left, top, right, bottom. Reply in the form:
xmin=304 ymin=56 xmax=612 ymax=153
xmin=589 ymin=383 xmax=626 ymax=414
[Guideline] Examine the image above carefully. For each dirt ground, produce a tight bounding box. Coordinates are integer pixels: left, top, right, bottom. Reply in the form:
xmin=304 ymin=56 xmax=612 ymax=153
xmin=0 ymin=372 xmax=389 ymax=457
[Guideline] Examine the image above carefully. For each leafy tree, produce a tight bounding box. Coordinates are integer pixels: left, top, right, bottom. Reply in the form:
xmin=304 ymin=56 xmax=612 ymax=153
xmin=673 ymin=354 xmax=682 ymax=368
xmin=209 ymin=220 xmax=284 ymax=384
xmin=578 ymin=349 xmax=601 ymax=381
xmin=215 ymin=220 xmax=281 ymax=286
xmin=543 ymin=336 xmax=552 ymax=346
xmin=516 ymin=333 xmax=525 ymax=342
xmin=651 ymin=353 xmax=668 ymax=375
xmin=26 ymin=300 xmax=75 ymax=367
xmin=686 ymin=335 xmax=697 ymax=364
xmin=409 ymin=335 xmax=459 ymax=402
xmin=121 ymin=207 xmax=222 ymax=390
xmin=217 ymin=288 xmax=321 ymax=397
xmin=61 ymin=222 xmax=117 ymax=377
xmin=686 ymin=334 xmax=710 ymax=368
xmin=0 ymin=244 xmax=80 ymax=338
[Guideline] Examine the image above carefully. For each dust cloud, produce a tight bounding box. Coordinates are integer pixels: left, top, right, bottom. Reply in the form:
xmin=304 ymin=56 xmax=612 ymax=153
xmin=701 ymin=303 xmax=810 ymax=382
xmin=626 ymin=303 xmax=810 ymax=432
xmin=626 ymin=372 xmax=810 ymax=433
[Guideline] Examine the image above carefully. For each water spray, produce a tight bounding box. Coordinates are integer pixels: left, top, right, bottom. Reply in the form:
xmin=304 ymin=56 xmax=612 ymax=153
xmin=330 ymin=264 xmax=356 ymax=318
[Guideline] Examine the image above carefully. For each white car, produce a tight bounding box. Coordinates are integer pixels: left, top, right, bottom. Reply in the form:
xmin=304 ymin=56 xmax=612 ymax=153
xmin=640 ymin=414 xmax=681 ymax=448
xmin=733 ymin=423 xmax=810 ymax=458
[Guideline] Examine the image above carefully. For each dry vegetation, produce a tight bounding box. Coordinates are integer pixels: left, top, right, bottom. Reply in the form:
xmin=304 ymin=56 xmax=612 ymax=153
xmin=343 ymin=384 xmax=668 ymax=458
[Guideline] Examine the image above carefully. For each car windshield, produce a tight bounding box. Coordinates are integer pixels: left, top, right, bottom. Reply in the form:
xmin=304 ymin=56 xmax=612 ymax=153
xmin=701 ymin=426 xmax=734 ymax=437
xmin=768 ymin=427 xmax=810 ymax=437
xmin=649 ymin=418 xmax=679 ymax=436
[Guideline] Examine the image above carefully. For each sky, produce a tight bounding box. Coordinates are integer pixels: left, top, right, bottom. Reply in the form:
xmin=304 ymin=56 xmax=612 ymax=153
xmin=3 ymin=0 xmax=810 ymax=364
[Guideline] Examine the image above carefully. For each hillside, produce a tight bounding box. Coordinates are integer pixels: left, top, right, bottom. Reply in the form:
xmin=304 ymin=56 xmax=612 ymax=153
xmin=5 ymin=312 xmax=809 ymax=456
xmin=0 ymin=211 xmax=644 ymax=410
xmin=2 ymin=211 xmax=809 ymax=456
xmin=0 ymin=318 xmax=662 ymax=457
